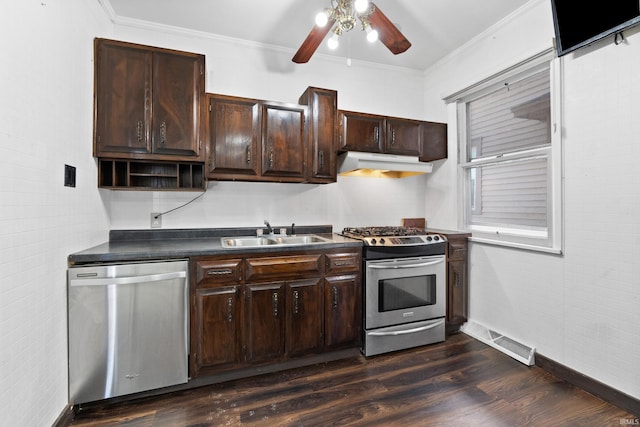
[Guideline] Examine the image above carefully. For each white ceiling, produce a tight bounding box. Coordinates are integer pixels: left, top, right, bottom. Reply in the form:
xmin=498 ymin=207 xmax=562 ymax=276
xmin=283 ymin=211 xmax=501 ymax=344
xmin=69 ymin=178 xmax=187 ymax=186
xmin=104 ymin=0 xmax=531 ymax=70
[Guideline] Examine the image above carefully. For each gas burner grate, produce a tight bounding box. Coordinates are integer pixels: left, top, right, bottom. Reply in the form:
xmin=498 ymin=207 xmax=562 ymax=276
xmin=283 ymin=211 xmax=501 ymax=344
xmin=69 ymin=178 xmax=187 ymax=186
xmin=342 ymin=226 xmax=426 ymax=237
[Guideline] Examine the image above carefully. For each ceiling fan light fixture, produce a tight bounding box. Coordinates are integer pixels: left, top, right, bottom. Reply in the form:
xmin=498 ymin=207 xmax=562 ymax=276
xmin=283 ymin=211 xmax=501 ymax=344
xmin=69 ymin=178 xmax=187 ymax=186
xmin=292 ymin=0 xmax=411 ymax=64
xmin=328 ymin=33 xmax=340 ymax=50
xmin=366 ymin=26 xmax=378 ymax=43
xmin=315 ymin=11 xmax=329 ymax=27
xmin=354 ymin=0 xmax=369 ymax=13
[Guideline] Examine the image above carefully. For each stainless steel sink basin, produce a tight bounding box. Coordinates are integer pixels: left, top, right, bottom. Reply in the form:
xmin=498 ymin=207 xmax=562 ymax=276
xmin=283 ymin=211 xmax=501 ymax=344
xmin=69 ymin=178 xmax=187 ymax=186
xmin=271 ymin=235 xmax=333 ymax=245
xmin=221 ymin=234 xmax=333 ymax=248
xmin=221 ymin=237 xmax=279 ymax=247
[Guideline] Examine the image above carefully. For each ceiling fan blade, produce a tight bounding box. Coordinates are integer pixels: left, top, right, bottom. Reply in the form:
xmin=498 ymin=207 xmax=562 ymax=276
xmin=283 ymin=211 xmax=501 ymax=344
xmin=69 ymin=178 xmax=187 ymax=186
xmin=369 ymin=3 xmax=411 ymax=55
xmin=292 ymin=19 xmax=336 ymax=63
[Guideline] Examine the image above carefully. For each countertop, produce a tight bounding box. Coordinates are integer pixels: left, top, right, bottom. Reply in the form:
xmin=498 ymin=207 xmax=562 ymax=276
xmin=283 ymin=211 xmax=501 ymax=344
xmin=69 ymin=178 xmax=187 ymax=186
xmin=68 ymin=225 xmax=362 ymax=266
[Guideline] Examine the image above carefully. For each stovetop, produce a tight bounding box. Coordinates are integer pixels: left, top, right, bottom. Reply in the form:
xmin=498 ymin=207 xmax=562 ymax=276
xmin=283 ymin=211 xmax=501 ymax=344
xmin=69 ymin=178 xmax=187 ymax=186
xmin=341 ymin=226 xmax=446 ymax=247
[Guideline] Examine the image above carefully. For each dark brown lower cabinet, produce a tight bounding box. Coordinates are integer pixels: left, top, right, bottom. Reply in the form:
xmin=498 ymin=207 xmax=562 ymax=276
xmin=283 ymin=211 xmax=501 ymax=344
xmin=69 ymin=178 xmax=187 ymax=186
xmin=193 ymin=285 xmax=241 ymax=371
xmin=324 ymin=275 xmax=361 ymax=349
xmin=442 ymin=233 xmax=471 ymax=335
xmin=244 ymin=282 xmax=285 ymax=363
xmin=190 ymin=247 xmax=362 ymax=378
xmin=286 ymin=279 xmax=324 ymax=357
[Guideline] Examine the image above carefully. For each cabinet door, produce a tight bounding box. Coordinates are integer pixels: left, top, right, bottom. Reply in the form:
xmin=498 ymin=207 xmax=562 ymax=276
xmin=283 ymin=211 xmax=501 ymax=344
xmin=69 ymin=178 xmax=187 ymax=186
xmin=261 ymin=103 xmax=306 ymax=181
xmin=286 ymin=279 xmax=324 ymax=357
xmin=300 ymin=87 xmax=337 ymax=183
xmin=152 ymin=51 xmax=204 ymax=158
xmin=94 ymin=40 xmax=152 ymax=156
xmin=339 ymin=111 xmax=384 ymax=153
xmin=324 ymin=275 xmax=361 ymax=349
xmin=244 ymin=282 xmax=284 ymax=362
xmin=419 ymin=121 xmax=448 ymax=162
xmin=385 ymin=118 xmax=422 ymax=156
xmin=207 ymin=95 xmax=261 ymax=178
xmin=447 ymin=259 xmax=468 ymax=328
xmin=192 ymin=285 xmax=241 ymax=375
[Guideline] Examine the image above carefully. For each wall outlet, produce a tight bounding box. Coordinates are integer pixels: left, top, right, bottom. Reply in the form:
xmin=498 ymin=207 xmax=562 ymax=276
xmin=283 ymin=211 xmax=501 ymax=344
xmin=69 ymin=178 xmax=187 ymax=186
xmin=151 ymin=213 xmax=162 ymax=228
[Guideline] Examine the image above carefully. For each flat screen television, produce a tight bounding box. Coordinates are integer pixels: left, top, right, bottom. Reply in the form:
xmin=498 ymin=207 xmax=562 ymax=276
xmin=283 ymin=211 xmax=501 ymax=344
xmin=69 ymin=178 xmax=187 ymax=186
xmin=551 ymin=0 xmax=640 ymax=56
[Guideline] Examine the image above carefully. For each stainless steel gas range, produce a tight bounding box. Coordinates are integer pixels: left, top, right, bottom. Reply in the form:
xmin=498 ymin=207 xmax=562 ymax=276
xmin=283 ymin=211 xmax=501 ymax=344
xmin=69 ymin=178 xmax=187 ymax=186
xmin=341 ymin=227 xmax=447 ymax=356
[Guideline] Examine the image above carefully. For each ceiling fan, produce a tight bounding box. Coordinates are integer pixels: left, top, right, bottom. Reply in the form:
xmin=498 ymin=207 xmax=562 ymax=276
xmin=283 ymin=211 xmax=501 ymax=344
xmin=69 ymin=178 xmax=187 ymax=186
xmin=292 ymin=0 xmax=411 ymax=64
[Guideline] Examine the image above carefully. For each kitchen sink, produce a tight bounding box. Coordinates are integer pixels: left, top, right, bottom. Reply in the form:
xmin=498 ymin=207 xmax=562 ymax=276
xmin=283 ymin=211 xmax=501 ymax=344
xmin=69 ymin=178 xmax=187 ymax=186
xmin=271 ymin=235 xmax=333 ymax=245
xmin=221 ymin=234 xmax=334 ymax=248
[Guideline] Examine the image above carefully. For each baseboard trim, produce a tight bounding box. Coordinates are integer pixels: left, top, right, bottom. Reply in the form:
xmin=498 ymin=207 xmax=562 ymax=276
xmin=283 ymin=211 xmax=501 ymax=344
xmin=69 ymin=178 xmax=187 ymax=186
xmin=52 ymin=404 xmax=75 ymax=427
xmin=536 ymin=353 xmax=640 ymax=417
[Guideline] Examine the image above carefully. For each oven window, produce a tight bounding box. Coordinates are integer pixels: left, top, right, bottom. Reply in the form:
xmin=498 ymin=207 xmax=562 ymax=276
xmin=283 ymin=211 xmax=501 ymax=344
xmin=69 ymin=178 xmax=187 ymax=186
xmin=378 ymin=275 xmax=437 ymax=312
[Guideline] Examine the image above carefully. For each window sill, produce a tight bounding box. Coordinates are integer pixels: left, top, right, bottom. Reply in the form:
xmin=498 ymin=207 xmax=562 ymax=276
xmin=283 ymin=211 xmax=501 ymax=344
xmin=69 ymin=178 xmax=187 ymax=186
xmin=468 ymin=236 xmax=563 ymax=255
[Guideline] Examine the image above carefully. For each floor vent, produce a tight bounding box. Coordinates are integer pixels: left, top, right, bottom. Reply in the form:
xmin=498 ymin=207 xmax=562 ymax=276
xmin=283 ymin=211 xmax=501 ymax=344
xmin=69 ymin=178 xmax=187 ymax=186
xmin=461 ymin=321 xmax=535 ymax=366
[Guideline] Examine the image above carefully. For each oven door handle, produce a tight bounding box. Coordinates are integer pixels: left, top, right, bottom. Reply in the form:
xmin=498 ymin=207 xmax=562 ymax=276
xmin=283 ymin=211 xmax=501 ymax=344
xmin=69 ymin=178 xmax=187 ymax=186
xmin=367 ymin=258 xmax=444 ymax=270
xmin=367 ymin=321 xmax=442 ymax=336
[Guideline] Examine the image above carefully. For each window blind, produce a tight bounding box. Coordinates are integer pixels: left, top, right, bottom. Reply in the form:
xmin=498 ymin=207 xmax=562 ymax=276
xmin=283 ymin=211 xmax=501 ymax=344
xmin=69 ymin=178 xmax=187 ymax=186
xmin=466 ymin=70 xmax=551 ymax=230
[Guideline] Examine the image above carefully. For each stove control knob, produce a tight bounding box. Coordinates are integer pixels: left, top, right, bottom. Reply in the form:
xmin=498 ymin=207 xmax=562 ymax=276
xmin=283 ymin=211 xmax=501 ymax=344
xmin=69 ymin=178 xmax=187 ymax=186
xmin=426 ymin=236 xmax=432 ymax=241
xmin=370 ymin=238 xmax=377 ymax=245
xmin=433 ymin=235 xmax=440 ymax=241
xmin=379 ymin=238 xmax=386 ymax=245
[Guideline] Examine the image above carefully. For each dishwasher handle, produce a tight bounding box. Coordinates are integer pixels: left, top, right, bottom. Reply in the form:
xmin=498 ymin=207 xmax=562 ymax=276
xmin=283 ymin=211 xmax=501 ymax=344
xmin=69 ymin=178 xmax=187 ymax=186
xmin=69 ymin=271 xmax=186 ymax=287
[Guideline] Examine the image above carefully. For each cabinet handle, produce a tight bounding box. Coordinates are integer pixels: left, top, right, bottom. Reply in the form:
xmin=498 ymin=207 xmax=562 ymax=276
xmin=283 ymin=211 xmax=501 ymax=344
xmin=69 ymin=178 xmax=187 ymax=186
xmin=272 ymin=292 xmax=279 ymax=317
xmin=136 ymin=121 xmax=143 ymax=142
xmin=293 ymin=290 xmax=300 ymax=315
xmin=269 ymin=146 xmax=274 ymax=168
xmin=332 ymin=286 xmax=338 ymax=309
xmin=373 ymin=126 xmax=379 ymax=143
xmin=391 ymin=128 xmax=396 ymax=145
xmin=207 ymin=269 xmax=233 ymax=276
xmin=159 ymin=121 xmax=167 ymax=144
xmin=246 ymin=145 xmax=251 ymax=164
xmin=334 ymin=260 xmax=354 ymax=267
xmin=226 ymin=297 xmax=233 ymax=323
xmin=319 ymin=150 xmax=324 ymax=169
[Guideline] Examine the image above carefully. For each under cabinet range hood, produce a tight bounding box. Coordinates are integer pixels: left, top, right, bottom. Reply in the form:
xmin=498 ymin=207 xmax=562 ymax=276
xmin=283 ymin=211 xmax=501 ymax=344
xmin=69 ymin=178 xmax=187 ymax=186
xmin=337 ymin=152 xmax=433 ymax=178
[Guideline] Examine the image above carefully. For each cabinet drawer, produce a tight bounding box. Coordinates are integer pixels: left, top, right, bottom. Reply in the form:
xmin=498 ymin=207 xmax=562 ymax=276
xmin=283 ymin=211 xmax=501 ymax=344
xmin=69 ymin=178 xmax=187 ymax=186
xmin=326 ymin=252 xmax=360 ymax=274
xmin=245 ymin=254 xmax=322 ymax=282
xmin=447 ymin=240 xmax=468 ymax=261
xmin=196 ymin=259 xmax=243 ymax=285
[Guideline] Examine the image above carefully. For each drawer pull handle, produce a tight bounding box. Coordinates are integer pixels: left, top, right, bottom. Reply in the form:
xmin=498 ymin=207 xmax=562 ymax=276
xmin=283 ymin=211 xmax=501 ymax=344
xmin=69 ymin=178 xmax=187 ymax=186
xmin=207 ymin=269 xmax=233 ymax=276
xmin=246 ymin=145 xmax=252 ymax=164
xmin=334 ymin=260 xmax=354 ymax=267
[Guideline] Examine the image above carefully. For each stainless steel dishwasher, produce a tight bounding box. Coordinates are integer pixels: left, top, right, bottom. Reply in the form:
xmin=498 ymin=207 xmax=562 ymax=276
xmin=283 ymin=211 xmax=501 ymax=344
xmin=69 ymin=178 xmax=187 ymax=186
xmin=68 ymin=260 xmax=189 ymax=404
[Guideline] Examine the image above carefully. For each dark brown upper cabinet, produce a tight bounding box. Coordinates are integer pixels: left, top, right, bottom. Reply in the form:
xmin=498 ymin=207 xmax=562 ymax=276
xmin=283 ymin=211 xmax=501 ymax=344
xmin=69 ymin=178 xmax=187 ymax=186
xmin=94 ymin=38 xmax=205 ymax=161
xmin=419 ymin=120 xmax=448 ymax=162
xmin=299 ymin=87 xmax=338 ymax=183
xmin=338 ymin=110 xmax=385 ymax=153
xmin=338 ymin=110 xmax=447 ymax=161
xmin=207 ymin=94 xmax=261 ymax=179
xmin=206 ymin=94 xmax=307 ymax=183
xmin=261 ymin=102 xmax=306 ymax=181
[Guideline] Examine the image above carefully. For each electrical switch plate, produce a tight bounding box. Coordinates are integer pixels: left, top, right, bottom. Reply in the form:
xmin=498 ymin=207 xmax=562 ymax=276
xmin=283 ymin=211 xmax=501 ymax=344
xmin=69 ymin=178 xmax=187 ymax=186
xmin=151 ymin=213 xmax=161 ymax=228
xmin=64 ymin=164 xmax=76 ymax=187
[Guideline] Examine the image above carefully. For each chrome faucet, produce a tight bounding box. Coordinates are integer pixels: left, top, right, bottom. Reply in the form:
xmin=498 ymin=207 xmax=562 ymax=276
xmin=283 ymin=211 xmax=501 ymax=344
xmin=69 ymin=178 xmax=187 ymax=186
xmin=264 ymin=220 xmax=273 ymax=235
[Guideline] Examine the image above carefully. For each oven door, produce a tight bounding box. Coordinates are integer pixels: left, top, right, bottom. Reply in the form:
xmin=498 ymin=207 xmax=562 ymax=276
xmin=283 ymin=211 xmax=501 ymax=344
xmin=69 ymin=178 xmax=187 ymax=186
xmin=365 ymin=255 xmax=445 ymax=330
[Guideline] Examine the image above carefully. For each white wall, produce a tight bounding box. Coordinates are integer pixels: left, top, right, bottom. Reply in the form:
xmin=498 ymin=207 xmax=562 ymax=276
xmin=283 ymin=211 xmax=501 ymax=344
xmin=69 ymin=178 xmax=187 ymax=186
xmin=424 ymin=0 xmax=640 ymax=399
xmin=106 ymin=22 xmax=433 ymax=231
xmin=0 ymin=1 xmax=112 ymax=426
xmin=0 ymin=5 xmax=431 ymax=426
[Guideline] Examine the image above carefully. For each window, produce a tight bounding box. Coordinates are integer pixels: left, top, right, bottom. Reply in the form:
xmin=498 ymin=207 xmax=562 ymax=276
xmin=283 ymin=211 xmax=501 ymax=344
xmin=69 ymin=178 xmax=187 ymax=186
xmin=452 ymin=53 xmax=562 ymax=253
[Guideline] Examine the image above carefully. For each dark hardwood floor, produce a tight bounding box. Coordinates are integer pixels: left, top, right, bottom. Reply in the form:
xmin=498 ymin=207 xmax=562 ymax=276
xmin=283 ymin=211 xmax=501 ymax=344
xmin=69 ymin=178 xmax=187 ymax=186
xmin=65 ymin=334 xmax=635 ymax=426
